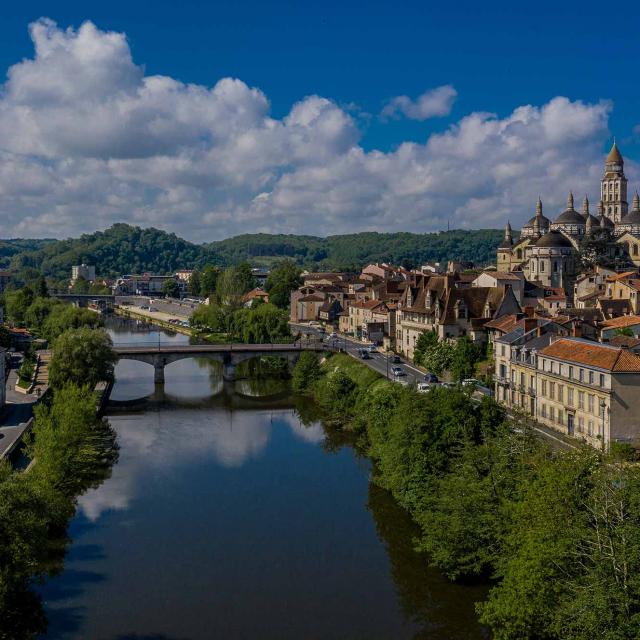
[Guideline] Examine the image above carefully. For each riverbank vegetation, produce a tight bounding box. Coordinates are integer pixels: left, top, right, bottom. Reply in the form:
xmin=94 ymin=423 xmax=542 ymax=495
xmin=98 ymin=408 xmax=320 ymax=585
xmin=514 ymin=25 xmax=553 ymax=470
xmin=294 ymin=352 xmax=640 ymax=639
xmin=0 ymin=293 xmax=119 ymax=638
xmin=2 ymin=287 xmax=101 ymax=342
xmin=0 ymin=384 xmax=118 ymax=639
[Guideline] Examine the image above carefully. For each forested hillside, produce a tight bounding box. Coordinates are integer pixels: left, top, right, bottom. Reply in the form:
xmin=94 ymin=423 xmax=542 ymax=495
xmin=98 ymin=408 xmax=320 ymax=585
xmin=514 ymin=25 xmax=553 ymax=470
xmin=0 ymin=238 xmax=56 ymax=269
xmin=6 ymin=224 xmax=507 ymax=280
xmin=209 ymin=229 xmax=506 ymax=269
xmin=9 ymin=224 xmax=217 ymax=280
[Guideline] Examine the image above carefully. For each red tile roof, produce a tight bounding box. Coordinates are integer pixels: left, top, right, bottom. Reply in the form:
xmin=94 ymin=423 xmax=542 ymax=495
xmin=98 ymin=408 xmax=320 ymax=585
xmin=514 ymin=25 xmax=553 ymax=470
xmin=601 ymin=315 xmax=640 ymax=330
xmin=540 ymin=338 xmax=640 ymax=372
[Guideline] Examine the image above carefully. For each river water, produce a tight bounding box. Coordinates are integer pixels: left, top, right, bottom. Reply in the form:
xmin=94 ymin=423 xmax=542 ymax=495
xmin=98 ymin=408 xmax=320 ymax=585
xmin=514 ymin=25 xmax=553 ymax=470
xmin=40 ymin=318 xmax=488 ymax=639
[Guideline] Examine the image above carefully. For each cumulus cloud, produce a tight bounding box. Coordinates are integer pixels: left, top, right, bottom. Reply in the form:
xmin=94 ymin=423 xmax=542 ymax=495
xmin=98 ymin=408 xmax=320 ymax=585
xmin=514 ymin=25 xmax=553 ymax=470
xmin=0 ymin=19 xmax=628 ymax=240
xmin=381 ymin=85 xmax=458 ymax=121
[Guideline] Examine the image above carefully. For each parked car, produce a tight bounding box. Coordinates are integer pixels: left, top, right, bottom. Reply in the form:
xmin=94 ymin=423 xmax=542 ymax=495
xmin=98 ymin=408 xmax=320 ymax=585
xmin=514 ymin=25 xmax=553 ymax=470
xmin=423 ymin=372 xmax=439 ymax=384
xmin=392 ymin=366 xmax=406 ymax=377
xmin=461 ymin=378 xmax=481 ymax=387
xmin=391 ymin=354 xmax=401 ymax=363
xmin=417 ymin=382 xmax=433 ymax=393
xmin=328 ymin=332 xmax=338 ymax=340
xmin=360 ymin=349 xmax=371 ymax=360
xmin=366 ymin=343 xmax=377 ymax=352
xmin=439 ymin=381 xmax=456 ymax=389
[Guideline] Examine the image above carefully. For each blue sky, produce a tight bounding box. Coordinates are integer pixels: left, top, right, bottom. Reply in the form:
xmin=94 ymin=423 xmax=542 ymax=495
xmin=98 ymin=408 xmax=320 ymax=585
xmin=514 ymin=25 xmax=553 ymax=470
xmin=0 ymin=1 xmax=638 ymax=240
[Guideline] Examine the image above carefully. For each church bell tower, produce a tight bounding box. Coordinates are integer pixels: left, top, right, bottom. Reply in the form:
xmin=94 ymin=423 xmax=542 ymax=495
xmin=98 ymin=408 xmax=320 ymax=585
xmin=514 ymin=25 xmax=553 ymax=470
xmin=601 ymin=141 xmax=628 ymax=223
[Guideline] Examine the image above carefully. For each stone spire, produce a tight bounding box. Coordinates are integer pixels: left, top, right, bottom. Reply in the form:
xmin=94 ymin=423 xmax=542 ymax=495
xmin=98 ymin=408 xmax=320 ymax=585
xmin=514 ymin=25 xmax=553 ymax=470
xmin=599 ymin=199 xmax=607 ymax=228
xmin=633 ymin=191 xmax=640 ymax=212
xmin=533 ymin=213 xmax=541 ymax=238
xmin=582 ymin=195 xmax=590 ymax=216
xmin=505 ymin=220 xmax=513 ymax=244
xmin=567 ymin=191 xmax=575 ymax=210
xmin=586 ymin=214 xmax=593 ymax=236
xmin=536 ymin=195 xmax=543 ymax=217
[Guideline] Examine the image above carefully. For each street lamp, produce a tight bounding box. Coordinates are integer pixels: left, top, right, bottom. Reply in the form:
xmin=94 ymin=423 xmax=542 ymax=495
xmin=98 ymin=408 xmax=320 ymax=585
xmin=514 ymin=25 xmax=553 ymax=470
xmin=600 ymin=399 xmax=607 ymax=452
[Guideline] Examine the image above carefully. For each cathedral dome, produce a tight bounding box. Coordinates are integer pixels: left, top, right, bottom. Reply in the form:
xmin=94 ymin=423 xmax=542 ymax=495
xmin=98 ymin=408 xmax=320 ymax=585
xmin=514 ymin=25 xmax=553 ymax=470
xmin=532 ymin=231 xmax=573 ymax=248
xmin=554 ymin=208 xmax=587 ymax=224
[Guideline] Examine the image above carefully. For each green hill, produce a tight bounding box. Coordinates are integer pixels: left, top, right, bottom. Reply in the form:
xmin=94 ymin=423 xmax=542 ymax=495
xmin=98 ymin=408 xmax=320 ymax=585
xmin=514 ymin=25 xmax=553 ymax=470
xmin=7 ymin=224 xmax=506 ymax=279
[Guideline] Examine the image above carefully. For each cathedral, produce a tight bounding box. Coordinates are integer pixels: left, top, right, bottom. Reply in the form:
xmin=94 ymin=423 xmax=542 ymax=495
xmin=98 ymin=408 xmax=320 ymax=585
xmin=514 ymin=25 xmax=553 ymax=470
xmin=496 ymin=142 xmax=640 ymax=292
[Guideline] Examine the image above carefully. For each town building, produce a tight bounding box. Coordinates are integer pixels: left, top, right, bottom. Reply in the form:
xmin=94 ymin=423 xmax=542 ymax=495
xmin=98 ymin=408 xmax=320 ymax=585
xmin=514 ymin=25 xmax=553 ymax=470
xmin=395 ymin=273 xmax=521 ymax=360
xmin=536 ymin=338 xmax=640 ymax=448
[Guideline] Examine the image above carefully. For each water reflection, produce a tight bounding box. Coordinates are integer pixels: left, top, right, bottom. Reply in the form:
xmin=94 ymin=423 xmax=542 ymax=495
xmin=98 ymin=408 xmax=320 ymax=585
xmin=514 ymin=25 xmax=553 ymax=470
xmin=77 ymin=408 xmax=324 ymax=522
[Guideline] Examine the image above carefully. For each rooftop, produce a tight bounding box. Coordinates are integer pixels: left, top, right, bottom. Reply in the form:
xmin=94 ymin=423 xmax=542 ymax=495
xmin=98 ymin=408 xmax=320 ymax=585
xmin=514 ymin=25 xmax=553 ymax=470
xmin=540 ymin=338 xmax=640 ymax=372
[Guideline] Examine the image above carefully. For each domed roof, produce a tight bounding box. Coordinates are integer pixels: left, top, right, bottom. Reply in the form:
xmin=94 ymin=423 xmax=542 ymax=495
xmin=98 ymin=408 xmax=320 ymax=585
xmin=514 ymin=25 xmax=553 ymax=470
xmin=533 ymin=230 xmax=573 ymax=248
xmin=524 ymin=213 xmax=550 ymax=228
xmin=554 ymin=208 xmax=586 ymax=225
xmin=523 ymin=196 xmax=550 ymax=228
xmin=619 ymin=209 xmax=640 ymax=225
xmin=553 ymin=192 xmax=585 ymax=225
xmin=606 ymin=141 xmax=623 ymax=165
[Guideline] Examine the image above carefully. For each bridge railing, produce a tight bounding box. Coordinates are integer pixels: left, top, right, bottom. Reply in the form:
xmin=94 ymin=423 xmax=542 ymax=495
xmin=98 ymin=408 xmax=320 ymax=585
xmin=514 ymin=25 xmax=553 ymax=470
xmin=112 ymin=340 xmax=337 ymax=352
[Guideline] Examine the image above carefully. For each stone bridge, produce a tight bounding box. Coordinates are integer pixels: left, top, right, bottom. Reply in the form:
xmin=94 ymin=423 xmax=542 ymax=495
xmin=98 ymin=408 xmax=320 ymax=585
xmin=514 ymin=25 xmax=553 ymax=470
xmin=113 ymin=342 xmax=333 ymax=383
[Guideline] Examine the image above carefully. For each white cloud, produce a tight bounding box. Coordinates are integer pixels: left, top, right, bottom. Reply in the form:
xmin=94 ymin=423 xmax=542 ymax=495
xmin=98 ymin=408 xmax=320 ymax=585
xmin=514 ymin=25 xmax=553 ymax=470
xmin=381 ymin=84 xmax=458 ymax=121
xmin=0 ymin=19 xmax=629 ymax=241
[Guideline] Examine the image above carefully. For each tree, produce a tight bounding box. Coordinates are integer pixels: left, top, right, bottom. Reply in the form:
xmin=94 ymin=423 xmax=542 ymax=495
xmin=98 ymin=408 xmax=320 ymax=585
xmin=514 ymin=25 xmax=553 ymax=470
xmin=4 ymin=287 xmax=35 ymax=324
xmin=162 ymin=279 xmax=180 ymax=298
xmin=41 ymin=304 xmax=101 ymax=342
xmin=450 ymin=336 xmax=481 ymax=382
xmin=189 ymin=268 xmax=202 ymax=296
xmin=266 ymin=260 xmax=302 ymax=308
xmin=216 ymin=264 xmax=255 ymax=306
xmin=292 ymin=352 xmax=322 ymax=392
xmin=200 ymin=265 xmax=220 ymax=297
xmin=615 ymin=326 xmax=635 ymax=338
xmin=48 ymin=328 xmax=117 ymax=389
xmin=35 ymin=276 xmax=48 ymax=298
xmin=413 ymin=330 xmax=439 ymax=366
xmin=421 ymin=340 xmax=454 ymax=377
xmin=70 ymin=276 xmax=90 ymax=294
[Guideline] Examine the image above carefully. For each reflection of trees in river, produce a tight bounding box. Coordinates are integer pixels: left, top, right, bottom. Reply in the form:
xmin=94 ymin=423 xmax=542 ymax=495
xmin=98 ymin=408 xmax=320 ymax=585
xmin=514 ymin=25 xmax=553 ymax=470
xmin=367 ymin=483 xmax=489 ymax=640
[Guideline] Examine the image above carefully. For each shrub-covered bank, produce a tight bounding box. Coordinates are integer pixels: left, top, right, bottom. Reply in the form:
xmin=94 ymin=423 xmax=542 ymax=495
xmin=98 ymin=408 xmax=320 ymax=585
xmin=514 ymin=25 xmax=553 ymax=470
xmin=294 ymin=353 xmax=640 ymax=639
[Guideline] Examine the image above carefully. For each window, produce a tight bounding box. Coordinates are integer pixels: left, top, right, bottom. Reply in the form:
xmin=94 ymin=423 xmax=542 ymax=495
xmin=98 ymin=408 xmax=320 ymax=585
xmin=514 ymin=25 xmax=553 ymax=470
xmin=554 ymin=261 xmax=558 ymax=273
xmin=579 ymin=369 xmax=584 ymax=382
xmin=578 ymin=416 xmax=584 ymax=433
xmin=540 ymin=261 xmax=545 ymax=272
xmin=569 ymin=366 xmax=573 ymax=380
xmin=588 ymin=371 xmax=594 ymax=384
xmin=578 ymin=391 xmax=585 ymax=410
xmin=588 ymin=395 xmax=594 ymax=414
xmin=550 ymin=406 xmax=555 ymax=421
xmin=541 ymin=404 xmax=547 ymax=418
xmin=588 ymin=420 xmax=594 ymax=437
xmin=501 ymin=345 xmax=505 ymax=357
xmin=558 ymin=410 xmax=564 ymax=425
xmin=520 ymin=372 xmax=525 ymax=387
xmin=568 ymin=388 xmax=574 ymax=406
xmin=599 ymin=374 xmax=605 ymax=388
xmin=542 ymin=380 xmax=547 ymax=396
xmin=558 ymin=385 xmax=564 ymax=402
xmin=550 ymin=382 xmax=555 ymax=400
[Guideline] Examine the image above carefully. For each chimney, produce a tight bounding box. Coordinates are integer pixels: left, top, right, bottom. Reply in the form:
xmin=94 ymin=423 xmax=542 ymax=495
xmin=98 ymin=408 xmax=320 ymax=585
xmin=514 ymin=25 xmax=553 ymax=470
xmin=524 ymin=318 xmax=538 ymax=333
xmin=572 ymin=321 xmax=582 ymax=338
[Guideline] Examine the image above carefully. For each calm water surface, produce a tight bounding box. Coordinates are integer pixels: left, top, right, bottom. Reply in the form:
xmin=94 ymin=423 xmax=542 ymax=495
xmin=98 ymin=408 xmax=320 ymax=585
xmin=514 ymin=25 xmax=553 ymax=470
xmin=40 ymin=318 xmax=488 ymax=639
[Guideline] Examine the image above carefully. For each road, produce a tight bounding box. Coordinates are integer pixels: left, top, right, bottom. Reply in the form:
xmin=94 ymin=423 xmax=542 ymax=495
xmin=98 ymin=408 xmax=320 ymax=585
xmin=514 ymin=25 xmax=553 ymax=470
xmin=290 ymin=323 xmax=429 ymax=387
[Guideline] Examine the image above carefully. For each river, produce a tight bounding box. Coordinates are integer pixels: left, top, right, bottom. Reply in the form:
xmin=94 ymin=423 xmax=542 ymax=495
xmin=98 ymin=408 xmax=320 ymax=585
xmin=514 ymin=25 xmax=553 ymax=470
xmin=39 ymin=318 xmax=489 ymax=639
